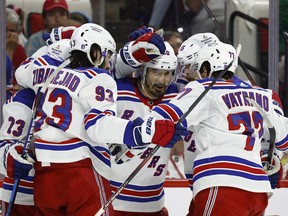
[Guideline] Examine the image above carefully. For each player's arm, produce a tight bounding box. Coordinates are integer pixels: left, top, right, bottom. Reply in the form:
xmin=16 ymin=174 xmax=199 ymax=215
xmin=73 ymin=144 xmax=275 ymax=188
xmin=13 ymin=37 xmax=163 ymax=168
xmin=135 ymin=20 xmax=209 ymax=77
xmin=81 ymin=73 xmax=186 ymax=148
xmin=113 ymin=27 xmax=166 ymax=79
xmin=0 ymin=89 xmax=36 ymax=177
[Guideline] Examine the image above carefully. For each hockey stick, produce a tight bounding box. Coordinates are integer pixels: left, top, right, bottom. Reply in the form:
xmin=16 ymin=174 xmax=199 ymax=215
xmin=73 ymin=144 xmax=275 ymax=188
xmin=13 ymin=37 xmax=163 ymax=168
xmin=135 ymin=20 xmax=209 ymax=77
xmin=245 ymin=97 xmax=276 ymax=170
xmin=6 ymin=58 xmax=71 ymax=216
xmin=94 ymin=54 xmax=237 ymax=216
xmin=200 ymin=0 xmax=256 ymax=86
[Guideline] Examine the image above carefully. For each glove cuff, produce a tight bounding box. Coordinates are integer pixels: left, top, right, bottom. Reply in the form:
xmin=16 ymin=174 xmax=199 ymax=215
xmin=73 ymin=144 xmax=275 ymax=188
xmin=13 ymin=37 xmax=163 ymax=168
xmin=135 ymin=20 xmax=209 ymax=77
xmin=120 ymin=42 xmax=143 ymax=68
xmin=50 ymin=26 xmax=64 ymax=42
xmin=141 ymin=116 xmax=156 ymax=143
xmin=123 ymin=121 xmax=137 ymax=147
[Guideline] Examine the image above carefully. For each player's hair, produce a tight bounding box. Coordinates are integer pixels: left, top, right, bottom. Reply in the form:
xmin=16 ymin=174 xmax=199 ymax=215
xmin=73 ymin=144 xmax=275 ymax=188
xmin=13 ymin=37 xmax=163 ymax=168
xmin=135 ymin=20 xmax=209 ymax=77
xmin=211 ymin=71 xmax=234 ymax=80
xmin=6 ymin=8 xmax=20 ymax=32
xmin=69 ymin=44 xmax=100 ymax=68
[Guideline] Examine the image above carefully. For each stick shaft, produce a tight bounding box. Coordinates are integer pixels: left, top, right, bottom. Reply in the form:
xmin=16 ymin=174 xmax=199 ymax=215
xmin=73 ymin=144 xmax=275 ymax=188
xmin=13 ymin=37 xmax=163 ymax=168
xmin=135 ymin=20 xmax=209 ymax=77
xmin=245 ymin=97 xmax=276 ymax=166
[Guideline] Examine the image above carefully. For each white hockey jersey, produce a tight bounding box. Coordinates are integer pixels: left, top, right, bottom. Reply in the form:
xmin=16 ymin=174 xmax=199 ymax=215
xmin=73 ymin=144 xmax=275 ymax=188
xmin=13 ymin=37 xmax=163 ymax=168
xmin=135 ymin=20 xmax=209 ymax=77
xmin=15 ymin=53 xmax=135 ymax=179
xmin=110 ymin=77 xmax=179 ymax=212
xmin=0 ymin=89 xmax=35 ymax=205
xmin=149 ymin=77 xmax=288 ymax=197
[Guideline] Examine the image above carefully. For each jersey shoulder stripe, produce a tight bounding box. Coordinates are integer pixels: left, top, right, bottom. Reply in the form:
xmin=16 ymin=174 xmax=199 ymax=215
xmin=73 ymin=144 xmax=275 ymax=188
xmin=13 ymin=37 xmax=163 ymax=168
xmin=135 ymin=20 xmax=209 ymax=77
xmin=153 ymin=103 xmax=187 ymax=127
xmin=75 ymin=67 xmax=112 ymax=79
xmin=6 ymin=88 xmax=35 ymax=109
xmin=34 ymin=54 xmax=63 ymax=67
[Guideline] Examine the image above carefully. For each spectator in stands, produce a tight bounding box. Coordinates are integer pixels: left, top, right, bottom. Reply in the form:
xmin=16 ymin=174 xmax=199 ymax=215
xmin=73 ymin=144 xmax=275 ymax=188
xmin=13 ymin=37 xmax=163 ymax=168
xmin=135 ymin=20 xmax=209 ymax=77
xmin=69 ymin=11 xmax=91 ymax=27
xmin=163 ymin=30 xmax=183 ymax=55
xmin=7 ymin=4 xmax=27 ymax=47
xmin=148 ymin=0 xmax=173 ymax=29
xmin=6 ymin=7 xmax=27 ymax=93
xmin=24 ymin=0 xmax=70 ymax=56
xmin=184 ymin=0 xmax=225 ymax=41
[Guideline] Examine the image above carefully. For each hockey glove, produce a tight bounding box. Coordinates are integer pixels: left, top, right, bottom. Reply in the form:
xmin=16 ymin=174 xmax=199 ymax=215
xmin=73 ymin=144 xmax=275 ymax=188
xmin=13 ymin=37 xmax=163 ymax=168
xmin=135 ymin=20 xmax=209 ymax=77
xmin=120 ymin=31 xmax=166 ymax=67
xmin=108 ymin=143 xmax=123 ymax=156
xmin=108 ymin=143 xmax=145 ymax=164
xmin=4 ymin=142 xmax=34 ymax=179
xmin=128 ymin=26 xmax=153 ymax=41
xmin=43 ymin=26 xmax=77 ymax=45
xmin=261 ymin=152 xmax=282 ymax=189
xmin=141 ymin=117 xmax=188 ymax=148
xmin=123 ymin=117 xmax=149 ymax=147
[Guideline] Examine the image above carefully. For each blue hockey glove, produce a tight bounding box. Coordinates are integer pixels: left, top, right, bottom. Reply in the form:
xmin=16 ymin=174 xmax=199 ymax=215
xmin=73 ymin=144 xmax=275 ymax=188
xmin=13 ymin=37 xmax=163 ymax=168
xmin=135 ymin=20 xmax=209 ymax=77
xmin=141 ymin=117 xmax=188 ymax=148
xmin=261 ymin=152 xmax=282 ymax=189
xmin=120 ymin=31 xmax=166 ymax=67
xmin=4 ymin=141 xmax=34 ymax=179
xmin=128 ymin=26 xmax=153 ymax=41
xmin=124 ymin=117 xmax=148 ymax=147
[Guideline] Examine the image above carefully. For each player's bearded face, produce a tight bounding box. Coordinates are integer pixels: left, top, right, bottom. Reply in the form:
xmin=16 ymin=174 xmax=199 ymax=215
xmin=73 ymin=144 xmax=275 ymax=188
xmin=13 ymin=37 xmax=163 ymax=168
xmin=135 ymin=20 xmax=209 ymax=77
xmin=144 ymin=68 xmax=173 ymax=98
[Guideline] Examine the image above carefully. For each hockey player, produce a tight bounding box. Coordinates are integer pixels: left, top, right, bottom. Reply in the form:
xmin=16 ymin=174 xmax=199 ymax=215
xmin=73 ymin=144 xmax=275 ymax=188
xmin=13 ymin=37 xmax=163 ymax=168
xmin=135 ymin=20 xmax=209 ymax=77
xmin=109 ymin=42 xmax=179 ymax=216
xmin=0 ymin=37 xmax=73 ymax=216
xmin=12 ymin=23 xmax=186 ymax=215
xmin=176 ymin=32 xmax=219 ymax=91
xmin=0 ymin=88 xmax=36 ymax=216
xmin=176 ymin=32 xmax=285 ymax=190
xmin=146 ymin=41 xmax=288 ymax=216
xmin=174 ymin=32 xmax=220 ymax=191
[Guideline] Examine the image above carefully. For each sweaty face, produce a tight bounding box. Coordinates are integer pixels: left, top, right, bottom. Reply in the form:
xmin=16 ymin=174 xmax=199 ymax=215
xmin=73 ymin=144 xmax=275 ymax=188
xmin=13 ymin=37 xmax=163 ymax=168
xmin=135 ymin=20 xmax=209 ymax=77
xmin=143 ymin=68 xmax=174 ymax=98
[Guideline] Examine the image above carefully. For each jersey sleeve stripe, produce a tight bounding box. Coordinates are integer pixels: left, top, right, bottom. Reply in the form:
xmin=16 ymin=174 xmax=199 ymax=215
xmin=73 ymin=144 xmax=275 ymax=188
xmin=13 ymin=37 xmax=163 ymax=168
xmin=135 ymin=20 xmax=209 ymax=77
xmin=84 ymin=109 xmax=116 ymax=130
xmin=275 ymin=133 xmax=288 ymax=151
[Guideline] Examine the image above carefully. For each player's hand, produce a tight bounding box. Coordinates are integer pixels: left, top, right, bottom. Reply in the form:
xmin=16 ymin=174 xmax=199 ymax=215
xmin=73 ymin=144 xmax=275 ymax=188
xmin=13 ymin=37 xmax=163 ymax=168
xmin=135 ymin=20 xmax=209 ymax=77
xmin=262 ymin=152 xmax=281 ymax=175
xmin=267 ymin=165 xmax=283 ymax=189
xmin=120 ymin=31 xmax=166 ymax=67
xmin=142 ymin=117 xmax=188 ymax=148
xmin=108 ymin=143 xmax=123 ymax=156
xmin=124 ymin=117 xmax=149 ymax=147
xmin=4 ymin=141 xmax=34 ymax=179
xmin=43 ymin=26 xmax=77 ymax=45
xmin=261 ymin=152 xmax=282 ymax=189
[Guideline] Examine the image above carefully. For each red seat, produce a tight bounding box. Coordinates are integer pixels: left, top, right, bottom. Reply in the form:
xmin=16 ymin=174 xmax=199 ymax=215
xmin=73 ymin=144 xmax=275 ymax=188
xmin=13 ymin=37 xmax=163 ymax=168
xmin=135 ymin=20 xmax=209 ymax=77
xmin=26 ymin=13 xmax=45 ymax=37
